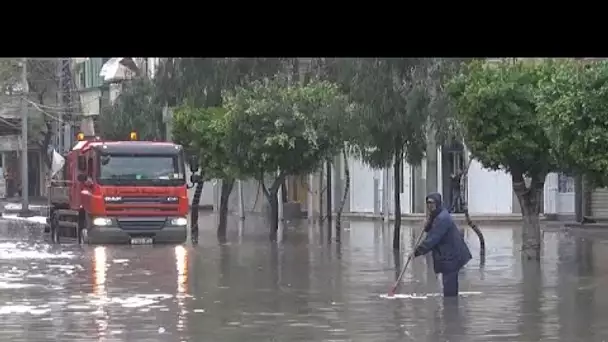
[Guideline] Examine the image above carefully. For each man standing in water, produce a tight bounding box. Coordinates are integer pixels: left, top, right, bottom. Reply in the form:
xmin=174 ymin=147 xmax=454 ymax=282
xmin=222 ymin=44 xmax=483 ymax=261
xmin=449 ymin=169 xmax=463 ymax=213
xmin=414 ymin=192 xmax=472 ymax=297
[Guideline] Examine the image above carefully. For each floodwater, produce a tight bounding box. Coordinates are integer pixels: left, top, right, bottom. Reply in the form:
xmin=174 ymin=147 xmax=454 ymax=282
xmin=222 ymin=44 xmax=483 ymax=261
xmin=0 ymin=214 xmax=607 ymax=341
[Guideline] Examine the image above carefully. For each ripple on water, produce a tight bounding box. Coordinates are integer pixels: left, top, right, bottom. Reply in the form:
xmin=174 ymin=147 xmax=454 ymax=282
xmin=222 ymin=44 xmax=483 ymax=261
xmin=0 ymin=281 xmax=35 ymax=289
xmin=0 ymin=305 xmax=50 ymax=315
xmin=0 ymin=224 xmax=606 ymax=341
xmin=88 ymin=293 xmax=174 ymax=309
xmin=0 ymin=242 xmax=74 ymax=260
xmin=378 ymin=291 xmax=484 ymax=300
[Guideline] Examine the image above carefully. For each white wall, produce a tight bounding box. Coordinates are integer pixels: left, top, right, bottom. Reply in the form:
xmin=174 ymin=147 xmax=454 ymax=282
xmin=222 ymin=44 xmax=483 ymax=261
xmin=544 ymin=172 xmax=574 ymax=215
xmin=467 ymin=158 xmax=513 ymax=214
xmin=109 ymin=83 xmax=122 ymax=104
xmin=146 ymin=58 xmax=160 ymax=78
xmin=349 ymin=158 xmax=376 ymax=213
xmin=0 ymin=135 xmax=19 ymax=151
xmin=79 ymin=88 xmax=102 ymax=116
xmin=348 ymin=156 xmax=413 ymax=214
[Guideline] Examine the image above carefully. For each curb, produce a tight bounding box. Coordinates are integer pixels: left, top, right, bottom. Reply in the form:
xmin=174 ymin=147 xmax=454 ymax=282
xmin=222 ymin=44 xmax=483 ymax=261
xmin=564 ymin=222 xmax=608 ymax=229
xmin=341 ymin=213 xmax=546 ymax=224
xmin=0 ymin=203 xmax=555 ymax=224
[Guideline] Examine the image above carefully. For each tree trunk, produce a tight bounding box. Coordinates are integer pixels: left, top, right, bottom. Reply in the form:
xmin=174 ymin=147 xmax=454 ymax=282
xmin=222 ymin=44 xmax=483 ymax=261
xmin=462 ymin=157 xmax=486 ymax=265
xmin=281 ymin=179 xmax=288 ymax=203
xmin=261 ymin=173 xmax=286 ymax=242
xmin=336 ymin=149 xmax=350 ymax=242
xmin=393 ymin=147 xmax=402 ymax=250
xmin=268 ymin=190 xmax=279 ymax=241
xmin=190 ymin=180 xmax=204 ymax=244
xmin=36 ymin=93 xmax=53 ymax=168
xmin=512 ymin=172 xmax=544 ymax=260
xmin=326 ymin=160 xmax=332 ymax=227
xmin=217 ymin=179 xmax=235 ymax=241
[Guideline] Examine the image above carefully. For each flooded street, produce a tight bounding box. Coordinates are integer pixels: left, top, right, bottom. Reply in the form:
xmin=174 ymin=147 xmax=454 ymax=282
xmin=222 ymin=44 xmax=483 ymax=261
xmin=0 ymin=214 xmax=607 ymax=341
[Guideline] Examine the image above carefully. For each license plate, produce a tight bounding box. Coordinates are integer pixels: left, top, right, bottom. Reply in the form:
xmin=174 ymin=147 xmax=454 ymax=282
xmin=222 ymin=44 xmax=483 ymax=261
xmin=130 ymin=237 xmax=153 ymax=245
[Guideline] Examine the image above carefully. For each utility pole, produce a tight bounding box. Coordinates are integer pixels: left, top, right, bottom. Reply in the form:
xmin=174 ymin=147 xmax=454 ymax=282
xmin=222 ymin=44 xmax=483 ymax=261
xmin=56 ymin=59 xmax=64 ymax=153
xmin=19 ymin=57 xmax=31 ymax=216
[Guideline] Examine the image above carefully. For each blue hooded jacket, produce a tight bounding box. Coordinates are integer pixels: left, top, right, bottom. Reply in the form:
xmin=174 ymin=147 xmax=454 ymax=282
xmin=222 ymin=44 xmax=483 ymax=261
xmin=415 ymin=192 xmax=472 ymax=274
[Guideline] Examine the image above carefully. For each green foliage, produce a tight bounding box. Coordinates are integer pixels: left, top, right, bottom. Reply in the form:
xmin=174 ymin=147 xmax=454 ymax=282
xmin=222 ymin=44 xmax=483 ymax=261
xmin=536 ymin=59 xmax=608 ymax=185
xmin=223 ymin=78 xmax=350 ymax=180
xmin=318 ymin=58 xmax=454 ymax=168
xmin=100 ymin=78 xmax=165 ymax=141
xmin=426 ymin=58 xmax=473 ymax=145
xmin=154 ymin=57 xmax=291 ymax=180
xmin=153 ymin=58 xmax=287 ymax=108
xmin=447 ymin=60 xmax=557 ymax=177
xmin=172 ymin=106 xmax=235 ymax=179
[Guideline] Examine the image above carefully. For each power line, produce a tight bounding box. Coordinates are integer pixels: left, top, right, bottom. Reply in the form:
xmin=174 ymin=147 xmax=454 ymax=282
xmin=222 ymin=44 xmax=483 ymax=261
xmin=23 ymin=98 xmax=71 ymax=125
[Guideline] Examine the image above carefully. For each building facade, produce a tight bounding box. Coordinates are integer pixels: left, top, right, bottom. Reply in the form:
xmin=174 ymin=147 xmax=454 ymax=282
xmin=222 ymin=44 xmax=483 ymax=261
xmin=0 ymin=95 xmax=49 ymax=198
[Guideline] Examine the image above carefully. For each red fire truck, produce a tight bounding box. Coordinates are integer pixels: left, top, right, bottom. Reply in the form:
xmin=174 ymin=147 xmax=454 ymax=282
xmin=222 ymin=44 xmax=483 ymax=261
xmin=48 ymin=132 xmax=189 ymax=244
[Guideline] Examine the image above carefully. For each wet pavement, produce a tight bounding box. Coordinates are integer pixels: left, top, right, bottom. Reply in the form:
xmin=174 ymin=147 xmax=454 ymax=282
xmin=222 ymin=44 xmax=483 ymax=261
xmin=0 ymin=214 xmax=607 ymax=341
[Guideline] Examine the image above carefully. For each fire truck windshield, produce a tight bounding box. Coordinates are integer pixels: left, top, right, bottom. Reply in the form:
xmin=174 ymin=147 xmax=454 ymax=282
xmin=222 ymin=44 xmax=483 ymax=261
xmin=98 ymin=154 xmax=185 ymax=186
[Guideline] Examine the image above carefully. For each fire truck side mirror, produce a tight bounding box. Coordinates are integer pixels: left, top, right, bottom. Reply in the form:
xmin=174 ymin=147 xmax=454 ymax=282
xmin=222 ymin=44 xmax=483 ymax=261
xmin=77 ymin=174 xmax=87 ymax=182
xmin=190 ymin=174 xmax=202 ymax=183
xmin=77 ymin=156 xmax=87 ymax=171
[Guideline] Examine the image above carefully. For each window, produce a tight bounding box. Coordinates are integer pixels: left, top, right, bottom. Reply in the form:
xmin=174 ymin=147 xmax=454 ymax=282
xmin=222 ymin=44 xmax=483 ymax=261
xmin=84 ymin=58 xmax=104 ymax=88
xmin=558 ymin=173 xmax=574 ymax=193
xmin=79 ymin=68 xmax=86 ymax=89
xmin=87 ymin=157 xmax=94 ymax=177
xmin=98 ymin=154 xmax=185 ymax=186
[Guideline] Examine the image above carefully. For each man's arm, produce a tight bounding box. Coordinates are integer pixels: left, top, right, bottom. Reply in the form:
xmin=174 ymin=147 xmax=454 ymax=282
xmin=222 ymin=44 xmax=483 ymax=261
xmin=414 ymin=215 xmax=450 ymax=257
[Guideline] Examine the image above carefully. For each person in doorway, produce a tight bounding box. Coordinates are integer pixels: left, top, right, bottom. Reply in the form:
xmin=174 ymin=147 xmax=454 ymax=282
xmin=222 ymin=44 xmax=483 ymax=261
xmin=414 ymin=192 xmax=472 ymax=297
xmin=450 ymin=169 xmax=462 ymax=213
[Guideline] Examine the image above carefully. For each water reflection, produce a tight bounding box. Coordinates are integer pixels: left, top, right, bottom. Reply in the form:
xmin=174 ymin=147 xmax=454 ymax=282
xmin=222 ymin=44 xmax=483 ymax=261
xmin=93 ymin=246 xmax=108 ymax=341
xmin=441 ymin=298 xmax=467 ymax=341
xmin=4 ymin=218 xmax=608 ymax=340
xmin=175 ymin=245 xmax=189 ymax=334
xmin=518 ymin=261 xmax=543 ymax=341
xmin=175 ymin=246 xmax=188 ymax=294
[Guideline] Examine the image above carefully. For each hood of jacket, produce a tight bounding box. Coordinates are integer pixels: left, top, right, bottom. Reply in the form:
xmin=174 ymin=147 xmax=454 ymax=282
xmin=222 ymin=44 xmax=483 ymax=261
xmin=426 ymin=192 xmax=444 ymax=219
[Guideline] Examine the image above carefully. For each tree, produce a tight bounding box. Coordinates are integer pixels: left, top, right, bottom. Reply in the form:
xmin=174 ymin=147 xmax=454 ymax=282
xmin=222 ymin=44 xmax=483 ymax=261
xmin=0 ymin=59 xmax=61 ymax=168
xmin=100 ymin=77 xmax=165 ymax=141
xmin=172 ymin=106 xmax=237 ymax=240
xmin=224 ymin=78 xmax=350 ymax=241
xmin=153 ymin=58 xmax=288 ymax=240
xmin=447 ymin=60 xmax=558 ymax=260
xmin=320 ymin=58 xmax=453 ymax=250
xmin=536 ymin=59 xmax=608 ymax=186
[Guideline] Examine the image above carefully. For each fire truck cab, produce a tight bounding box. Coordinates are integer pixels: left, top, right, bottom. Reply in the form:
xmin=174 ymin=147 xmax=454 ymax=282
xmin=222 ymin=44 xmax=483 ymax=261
xmin=48 ymin=133 xmax=189 ymax=245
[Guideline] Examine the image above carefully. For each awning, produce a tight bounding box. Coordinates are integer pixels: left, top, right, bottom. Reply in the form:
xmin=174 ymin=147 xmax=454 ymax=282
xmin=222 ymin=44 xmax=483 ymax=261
xmin=99 ymin=58 xmax=141 ymax=83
